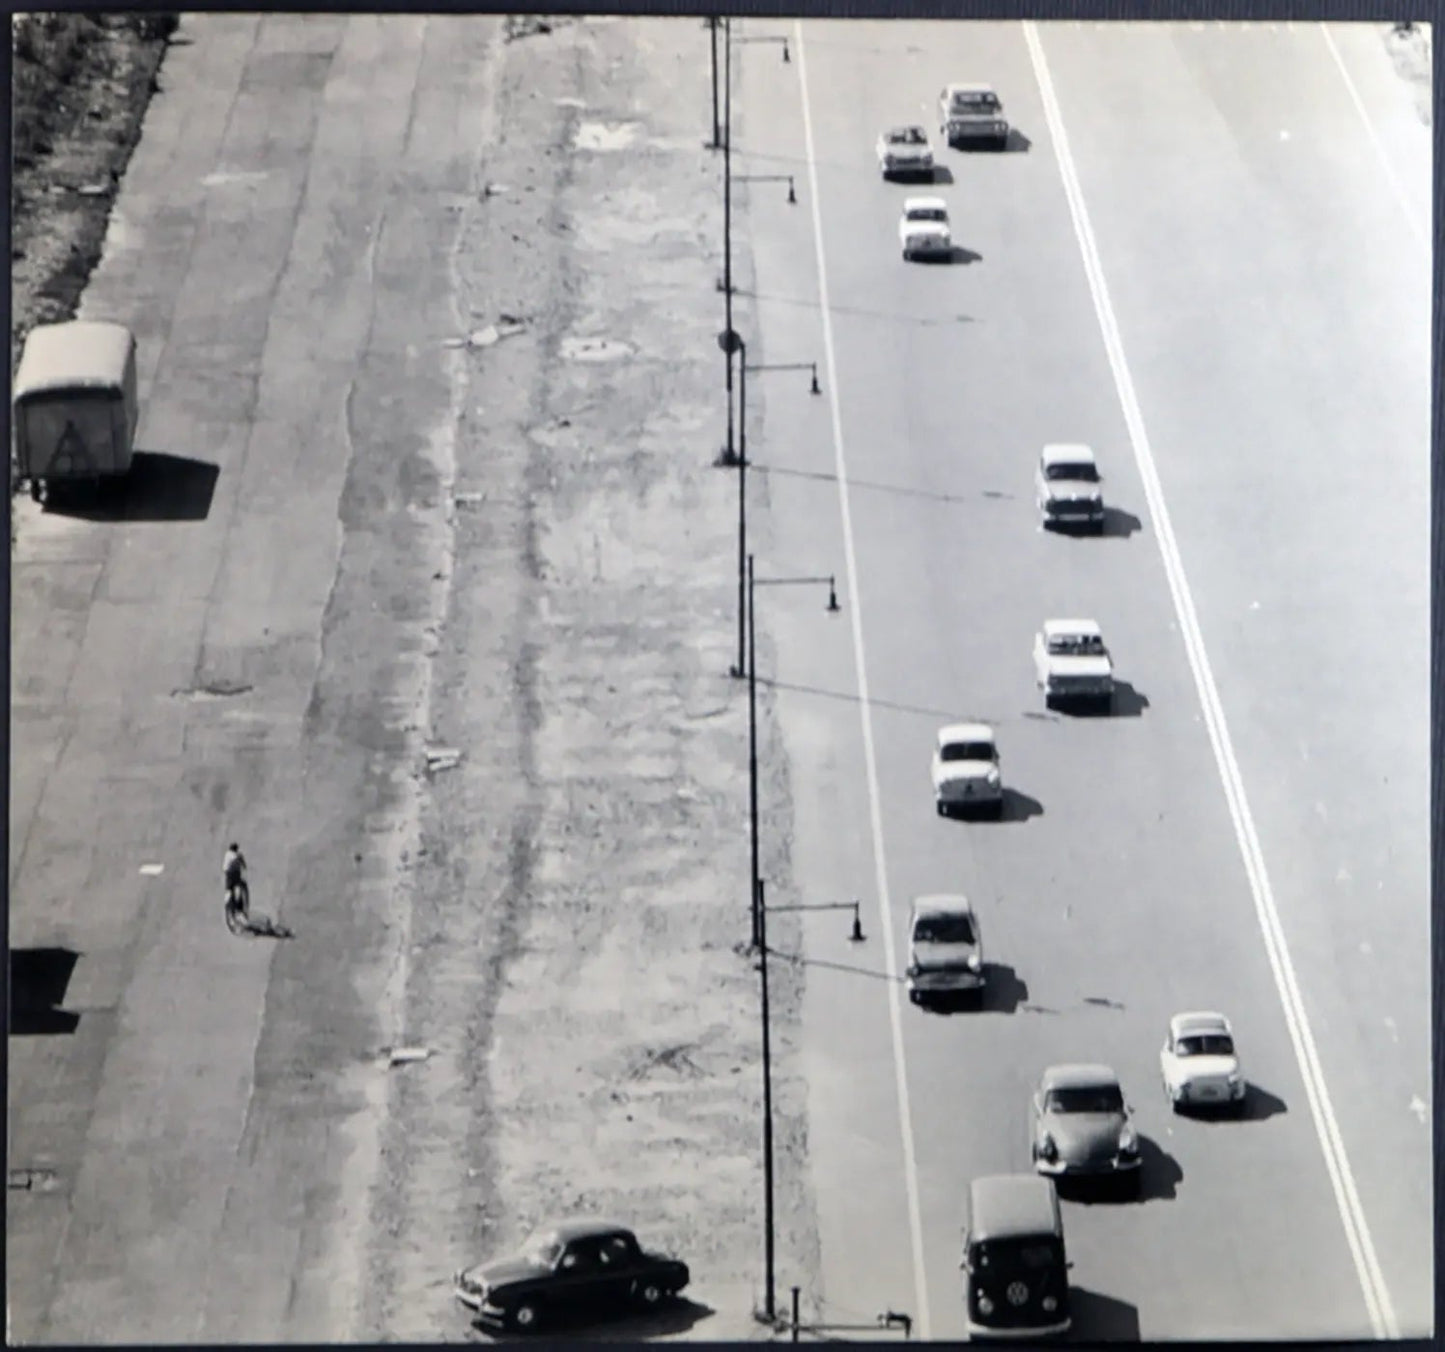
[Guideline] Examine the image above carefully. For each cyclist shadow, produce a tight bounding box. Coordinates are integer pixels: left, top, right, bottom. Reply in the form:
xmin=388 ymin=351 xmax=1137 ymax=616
xmin=225 ymin=904 xmax=295 ymax=940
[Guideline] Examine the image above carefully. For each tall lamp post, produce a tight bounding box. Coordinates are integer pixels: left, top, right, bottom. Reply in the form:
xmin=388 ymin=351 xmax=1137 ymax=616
xmin=744 ymin=556 xmax=839 ymax=1323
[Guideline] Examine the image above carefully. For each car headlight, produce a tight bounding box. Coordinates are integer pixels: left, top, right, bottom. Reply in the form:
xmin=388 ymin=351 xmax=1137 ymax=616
xmin=966 ymin=953 xmax=982 ymax=972
xmin=1042 ymin=1296 xmax=1058 ymax=1313
xmin=977 ymin=1293 xmax=995 ymax=1315
xmin=986 ymin=766 xmax=1000 ymax=783
xmin=1119 ymin=1125 xmax=1138 ymax=1154
xmin=1038 ymin=1134 xmax=1057 ymax=1161
xmin=1227 ymin=1070 xmax=1241 ymax=1084
xmin=907 ymin=962 xmax=920 ymax=977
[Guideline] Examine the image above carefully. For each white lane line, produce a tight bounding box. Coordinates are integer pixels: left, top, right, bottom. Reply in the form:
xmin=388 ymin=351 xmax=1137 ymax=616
xmin=1320 ymin=23 xmax=1430 ymax=257
xmin=1022 ymin=21 xmax=1400 ymax=1341
xmin=794 ymin=21 xmax=931 ymax=1340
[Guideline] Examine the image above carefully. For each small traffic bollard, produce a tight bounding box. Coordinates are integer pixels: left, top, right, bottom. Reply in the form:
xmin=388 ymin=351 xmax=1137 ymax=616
xmin=827 ymin=576 xmax=840 ymax=613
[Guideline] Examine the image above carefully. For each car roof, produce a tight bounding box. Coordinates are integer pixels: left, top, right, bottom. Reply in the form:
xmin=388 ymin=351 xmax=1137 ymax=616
xmin=937 ymin=722 xmax=995 ymax=745
xmin=946 ymin=81 xmax=997 ymax=95
xmin=1170 ymin=1011 xmax=1232 ymax=1037
xmin=14 ymin=320 xmax=135 ymax=399
xmin=969 ymin=1175 xmax=1061 ymax=1242
xmin=547 ymin=1218 xmax=635 ymax=1243
xmin=1040 ymin=1063 xmax=1120 ymax=1092
xmin=1041 ymin=442 xmax=1097 ymax=465
xmin=903 ymin=195 xmax=949 ymax=213
xmin=911 ymin=893 xmax=975 ymax=920
xmin=885 ymin=124 xmax=926 ymax=137
xmin=1043 ymin=618 xmax=1103 ymax=638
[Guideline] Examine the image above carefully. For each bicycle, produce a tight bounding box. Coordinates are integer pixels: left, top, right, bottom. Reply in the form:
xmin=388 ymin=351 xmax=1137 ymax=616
xmin=224 ymin=879 xmax=250 ymax=934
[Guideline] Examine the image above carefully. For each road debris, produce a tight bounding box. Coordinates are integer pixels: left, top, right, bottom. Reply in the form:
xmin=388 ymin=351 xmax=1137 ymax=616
xmin=424 ymin=746 xmax=462 ymax=774
xmin=388 ymin=1046 xmax=432 ymax=1067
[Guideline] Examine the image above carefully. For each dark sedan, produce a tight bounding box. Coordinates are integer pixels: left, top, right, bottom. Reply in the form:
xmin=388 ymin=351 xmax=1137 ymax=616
xmin=454 ymin=1219 xmax=690 ymax=1333
xmin=1030 ymin=1063 xmax=1141 ymax=1196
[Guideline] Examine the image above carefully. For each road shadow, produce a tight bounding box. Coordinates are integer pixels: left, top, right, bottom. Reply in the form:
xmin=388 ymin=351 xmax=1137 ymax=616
xmin=42 ymin=451 xmax=219 ymax=522
xmin=756 ymin=675 xmax=963 ymax=723
xmin=757 ymin=463 xmax=987 ymax=506
xmin=9 ymin=947 xmax=81 ymax=1035
xmin=1101 ymin=505 xmax=1143 ymax=538
xmin=730 ymin=286 xmax=972 ymax=328
xmin=1133 ymin=1134 xmax=1183 ymax=1201
xmin=1004 ymin=127 xmax=1033 ymax=153
xmin=1054 ymin=681 xmax=1149 ymax=719
xmin=765 ymin=948 xmax=901 ymax=986
xmin=979 ymin=962 xmax=1028 ymax=1013
xmin=912 ymin=246 xmax=981 ymax=265
xmin=1217 ymin=1082 xmax=1287 ymax=1122
xmin=930 ymin=164 xmax=956 ymax=185
xmin=1068 ymin=1287 xmax=1140 ymax=1342
xmin=999 ymin=787 xmax=1044 ymax=823
xmin=566 ymin=1297 xmax=717 ymax=1341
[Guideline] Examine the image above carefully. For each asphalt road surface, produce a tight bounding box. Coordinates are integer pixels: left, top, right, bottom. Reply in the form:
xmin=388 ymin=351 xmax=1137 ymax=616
xmin=733 ymin=18 xmax=1431 ymax=1341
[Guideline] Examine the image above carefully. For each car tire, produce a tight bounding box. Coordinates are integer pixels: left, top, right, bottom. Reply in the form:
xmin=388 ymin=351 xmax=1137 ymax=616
xmin=935 ymin=800 xmax=947 ymax=818
xmin=508 ymin=1301 xmax=542 ymax=1333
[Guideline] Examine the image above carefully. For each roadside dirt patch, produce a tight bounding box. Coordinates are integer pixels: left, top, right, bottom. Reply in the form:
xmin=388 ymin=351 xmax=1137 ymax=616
xmin=1384 ymin=22 xmax=1432 ymax=126
xmin=10 ymin=14 xmax=176 ymax=359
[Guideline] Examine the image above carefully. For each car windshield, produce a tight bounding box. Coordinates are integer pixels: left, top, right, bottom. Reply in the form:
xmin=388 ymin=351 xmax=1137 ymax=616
xmin=1046 ymin=460 xmax=1098 ymax=481
xmin=914 ymin=914 xmax=975 ymax=944
xmin=941 ymin=742 xmax=994 ymax=762
xmin=889 ymin=127 xmax=926 ymax=144
xmin=1047 ymin=1084 xmax=1123 ymax=1114
xmin=1178 ymin=1033 xmax=1234 ymax=1057
xmin=906 ymin=207 xmax=946 ymax=223
xmin=1047 ymin=634 xmax=1106 ymax=657
xmin=973 ymin=1237 xmax=1062 ymax=1272
xmin=951 ymin=91 xmax=999 ymax=111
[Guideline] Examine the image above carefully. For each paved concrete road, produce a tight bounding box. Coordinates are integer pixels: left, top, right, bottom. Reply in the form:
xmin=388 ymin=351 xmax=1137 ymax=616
xmin=734 ymin=18 xmax=1430 ymax=1341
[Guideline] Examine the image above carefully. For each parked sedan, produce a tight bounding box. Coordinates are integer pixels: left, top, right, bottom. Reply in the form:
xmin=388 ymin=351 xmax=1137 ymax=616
xmin=877 ymin=124 xmax=935 ymax=179
xmin=454 ymin=1219 xmax=690 ymax=1333
xmin=1161 ymin=1011 xmax=1246 ymax=1112
xmin=1033 ymin=619 xmax=1115 ymax=709
xmin=1030 ymin=1064 xmax=1141 ymax=1194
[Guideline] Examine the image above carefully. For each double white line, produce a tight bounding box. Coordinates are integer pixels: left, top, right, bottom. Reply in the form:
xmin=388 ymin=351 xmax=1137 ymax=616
xmin=1022 ymin=20 xmax=1399 ymax=1339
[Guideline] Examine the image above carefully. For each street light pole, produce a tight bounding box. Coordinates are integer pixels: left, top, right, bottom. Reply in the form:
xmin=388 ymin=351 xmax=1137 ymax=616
xmin=708 ymin=17 xmax=720 ymax=150
xmin=747 ymin=553 xmax=760 ymax=946
xmin=722 ymin=18 xmax=734 ymax=468
xmin=757 ymin=874 xmax=776 ymax=1324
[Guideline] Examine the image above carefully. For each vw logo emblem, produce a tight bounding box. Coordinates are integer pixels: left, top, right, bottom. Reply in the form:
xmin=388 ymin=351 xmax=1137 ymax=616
xmin=1006 ymin=1281 xmax=1029 ymax=1306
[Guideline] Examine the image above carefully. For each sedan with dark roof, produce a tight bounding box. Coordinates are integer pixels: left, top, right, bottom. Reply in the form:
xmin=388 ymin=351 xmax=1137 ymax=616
xmin=1029 ymin=1064 xmax=1141 ymax=1195
xmin=454 ymin=1219 xmax=690 ymax=1333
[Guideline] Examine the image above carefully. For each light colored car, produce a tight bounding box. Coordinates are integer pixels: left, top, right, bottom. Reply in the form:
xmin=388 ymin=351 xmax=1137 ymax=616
xmin=877 ymin=124 xmax=935 ymax=180
xmin=906 ymin=894 xmax=984 ymax=1004
xmin=1160 ymin=1011 xmax=1246 ymax=1112
xmin=931 ymin=722 xmax=1003 ymax=816
xmin=1033 ymin=619 xmax=1115 ymax=709
xmin=899 ymin=196 xmax=952 ymax=261
xmin=1036 ymin=443 xmax=1105 ymax=530
xmin=1030 ymin=1064 xmax=1141 ymax=1194
xmin=938 ymin=81 xmax=1009 ymax=149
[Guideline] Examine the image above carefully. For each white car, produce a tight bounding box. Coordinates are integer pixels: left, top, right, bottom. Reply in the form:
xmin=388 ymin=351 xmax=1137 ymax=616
xmin=931 ymin=722 xmax=1003 ymax=817
xmin=1037 ymin=443 xmax=1105 ymax=530
xmin=938 ymin=81 xmax=1010 ymax=150
xmin=877 ymin=124 xmax=935 ymax=180
xmin=899 ymin=196 xmax=952 ymax=261
xmin=1033 ymin=619 xmax=1114 ymax=709
xmin=906 ymin=894 xmax=984 ymax=1005
xmin=1160 ymin=1011 xmax=1246 ymax=1112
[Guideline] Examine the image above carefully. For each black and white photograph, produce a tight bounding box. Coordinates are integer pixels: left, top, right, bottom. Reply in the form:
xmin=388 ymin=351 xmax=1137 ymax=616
xmin=7 ymin=9 xmax=1434 ymax=1344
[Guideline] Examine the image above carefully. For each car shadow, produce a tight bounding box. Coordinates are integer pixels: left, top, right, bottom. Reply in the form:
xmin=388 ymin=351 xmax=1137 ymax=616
xmin=1067 ymin=1287 xmax=1140 ymax=1341
xmin=1055 ymin=1137 xmax=1179 ymax=1206
xmin=1054 ymin=681 xmax=1149 ymax=719
xmin=998 ymin=787 xmax=1044 ymax=823
xmin=979 ymin=962 xmax=1028 ymax=1013
xmin=930 ymin=164 xmax=956 ymax=185
xmin=9 ymin=947 xmax=81 ymax=1036
xmin=479 ymin=1297 xmax=716 ymax=1341
xmin=41 ymin=451 xmax=219 ymax=522
xmin=1193 ymin=1082 xmax=1287 ymax=1122
xmin=1003 ymin=127 xmax=1033 ymax=153
xmin=1133 ymin=1134 xmax=1183 ymax=1201
xmin=1100 ymin=505 xmax=1143 ymax=538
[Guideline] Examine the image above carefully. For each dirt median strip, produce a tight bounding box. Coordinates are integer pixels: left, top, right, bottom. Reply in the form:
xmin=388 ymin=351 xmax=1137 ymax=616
xmin=358 ymin=15 xmax=819 ymax=1343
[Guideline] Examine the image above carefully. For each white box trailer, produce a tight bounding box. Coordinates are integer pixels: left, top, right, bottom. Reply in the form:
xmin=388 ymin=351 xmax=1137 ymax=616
xmin=12 ymin=320 xmax=139 ymax=501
